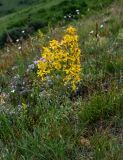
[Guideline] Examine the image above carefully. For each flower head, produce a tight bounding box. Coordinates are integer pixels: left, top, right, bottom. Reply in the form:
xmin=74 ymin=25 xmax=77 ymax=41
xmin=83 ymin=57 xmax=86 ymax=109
xmin=37 ymin=26 xmax=82 ymax=91
xmin=66 ymin=26 xmax=76 ymax=35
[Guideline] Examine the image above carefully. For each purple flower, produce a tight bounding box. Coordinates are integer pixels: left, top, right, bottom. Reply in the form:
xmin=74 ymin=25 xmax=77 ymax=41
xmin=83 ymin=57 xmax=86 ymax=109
xmin=40 ymin=57 xmax=46 ymax=62
xmin=33 ymin=57 xmax=46 ymax=65
xmin=33 ymin=60 xmax=38 ymax=65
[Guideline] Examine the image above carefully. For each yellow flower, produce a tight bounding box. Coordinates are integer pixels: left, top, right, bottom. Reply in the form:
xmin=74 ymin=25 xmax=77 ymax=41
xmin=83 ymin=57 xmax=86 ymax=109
xmin=66 ymin=26 xmax=76 ymax=35
xmin=53 ymin=62 xmax=61 ymax=70
xmin=37 ymin=26 xmax=82 ymax=91
xmin=49 ymin=40 xmax=60 ymax=50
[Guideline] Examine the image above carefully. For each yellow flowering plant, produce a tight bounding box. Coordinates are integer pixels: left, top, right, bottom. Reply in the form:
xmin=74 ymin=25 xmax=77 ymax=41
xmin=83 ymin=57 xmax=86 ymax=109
xmin=37 ymin=26 xmax=82 ymax=91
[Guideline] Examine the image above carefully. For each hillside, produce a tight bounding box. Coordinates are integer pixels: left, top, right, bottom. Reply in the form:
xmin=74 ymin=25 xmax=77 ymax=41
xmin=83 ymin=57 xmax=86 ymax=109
xmin=0 ymin=0 xmax=123 ymax=159
xmin=0 ymin=0 xmax=113 ymax=47
xmin=0 ymin=0 xmax=43 ymax=17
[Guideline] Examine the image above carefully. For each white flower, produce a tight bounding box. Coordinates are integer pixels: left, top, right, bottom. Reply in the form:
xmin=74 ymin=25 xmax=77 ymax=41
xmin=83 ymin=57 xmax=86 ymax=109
xmin=68 ymin=15 xmax=71 ymax=18
xmin=90 ymin=30 xmax=94 ymax=34
xmin=22 ymin=30 xmax=25 ymax=33
xmin=97 ymin=34 xmax=100 ymax=38
xmin=18 ymin=46 xmax=22 ymax=50
xmin=100 ymin=24 xmax=104 ymax=28
xmin=76 ymin=9 xmax=79 ymax=12
xmin=11 ymin=89 xmax=15 ymax=93
xmin=13 ymin=74 xmax=20 ymax=79
xmin=16 ymin=39 xmax=19 ymax=42
xmin=28 ymin=64 xmax=35 ymax=70
xmin=76 ymin=10 xmax=80 ymax=15
xmin=12 ymin=66 xmax=18 ymax=70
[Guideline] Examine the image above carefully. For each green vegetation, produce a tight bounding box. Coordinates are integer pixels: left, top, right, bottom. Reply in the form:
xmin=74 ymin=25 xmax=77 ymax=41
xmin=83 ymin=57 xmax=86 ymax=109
xmin=0 ymin=0 xmax=113 ymax=47
xmin=0 ymin=0 xmax=45 ymax=17
xmin=0 ymin=0 xmax=123 ymax=159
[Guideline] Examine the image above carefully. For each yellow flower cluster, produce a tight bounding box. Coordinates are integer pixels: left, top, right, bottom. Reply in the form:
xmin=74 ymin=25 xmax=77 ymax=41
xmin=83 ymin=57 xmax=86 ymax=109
xmin=37 ymin=26 xmax=81 ymax=90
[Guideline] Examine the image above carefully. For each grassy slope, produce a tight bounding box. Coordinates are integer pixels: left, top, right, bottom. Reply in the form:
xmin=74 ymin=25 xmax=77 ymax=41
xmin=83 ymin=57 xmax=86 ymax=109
xmin=0 ymin=0 xmax=65 ymax=46
xmin=1 ymin=0 xmax=123 ymax=159
xmin=0 ymin=0 xmax=44 ymax=16
xmin=0 ymin=0 xmax=113 ymax=46
xmin=0 ymin=0 xmax=63 ymax=33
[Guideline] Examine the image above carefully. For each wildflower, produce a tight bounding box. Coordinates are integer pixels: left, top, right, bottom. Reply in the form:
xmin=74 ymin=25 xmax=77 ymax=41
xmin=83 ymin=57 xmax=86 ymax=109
xmin=18 ymin=46 xmax=22 ymax=50
xmin=13 ymin=74 xmax=20 ymax=79
xmin=66 ymin=26 xmax=76 ymax=34
xmin=37 ymin=26 xmax=82 ymax=91
xmin=68 ymin=15 xmax=71 ymax=19
xmin=16 ymin=39 xmax=19 ymax=42
xmin=11 ymin=89 xmax=15 ymax=93
xmin=49 ymin=40 xmax=60 ymax=50
xmin=33 ymin=60 xmax=38 ymax=65
xmin=90 ymin=30 xmax=94 ymax=34
xmin=100 ymin=24 xmax=104 ymax=28
xmin=97 ymin=34 xmax=100 ymax=38
xmin=28 ymin=64 xmax=35 ymax=70
xmin=12 ymin=66 xmax=18 ymax=70
xmin=76 ymin=9 xmax=80 ymax=15
xmin=22 ymin=30 xmax=25 ymax=33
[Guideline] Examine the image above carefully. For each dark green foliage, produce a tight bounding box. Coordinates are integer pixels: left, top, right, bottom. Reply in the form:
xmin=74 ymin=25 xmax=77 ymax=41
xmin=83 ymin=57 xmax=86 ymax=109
xmin=79 ymin=91 xmax=123 ymax=124
xmin=91 ymin=132 xmax=123 ymax=160
xmin=0 ymin=0 xmax=114 ymax=47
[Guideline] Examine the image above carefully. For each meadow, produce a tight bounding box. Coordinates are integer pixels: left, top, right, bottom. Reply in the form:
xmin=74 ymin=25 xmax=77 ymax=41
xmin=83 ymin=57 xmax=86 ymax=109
xmin=0 ymin=0 xmax=123 ymax=159
xmin=0 ymin=0 xmax=113 ymax=47
xmin=0 ymin=0 xmax=46 ymax=17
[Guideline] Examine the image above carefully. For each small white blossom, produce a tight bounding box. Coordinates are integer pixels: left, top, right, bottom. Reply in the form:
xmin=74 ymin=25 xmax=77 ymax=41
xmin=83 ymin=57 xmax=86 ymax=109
xmin=12 ymin=66 xmax=18 ymax=70
xmin=90 ymin=30 xmax=94 ymax=34
xmin=68 ymin=15 xmax=71 ymax=18
xmin=97 ymin=34 xmax=100 ymax=38
xmin=76 ymin=9 xmax=80 ymax=15
xmin=16 ymin=39 xmax=19 ymax=42
xmin=13 ymin=74 xmax=20 ymax=79
xmin=11 ymin=89 xmax=15 ymax=93
xmin=18 ymin=46 xmax=22 ymax=50
xmin=76 ymin=9 xmax=79 ymax=12
xmin=28 ymin=64 xmax=35 ymax=70
xmin=22 ymin=30 xmax=25 ymax=33
xmin=100 ymin=24 xmax=104 ymax=28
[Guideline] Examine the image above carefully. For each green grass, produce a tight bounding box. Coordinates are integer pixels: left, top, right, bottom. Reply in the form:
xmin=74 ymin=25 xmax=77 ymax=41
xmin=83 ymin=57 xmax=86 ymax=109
xmin=0 ymin=0 xmax=65 ymax=46
xmin=0 ymin=0 xmax=114 ymax=47
xmin=0 ymin=0 xmax=47 ymax=17
xmin=0 ymin=0 xmax=123 ymax=159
